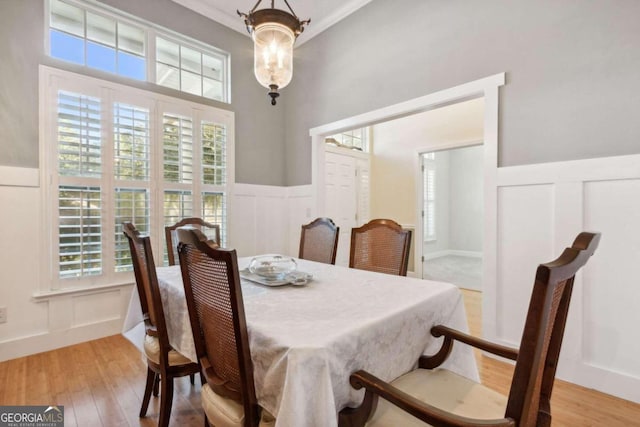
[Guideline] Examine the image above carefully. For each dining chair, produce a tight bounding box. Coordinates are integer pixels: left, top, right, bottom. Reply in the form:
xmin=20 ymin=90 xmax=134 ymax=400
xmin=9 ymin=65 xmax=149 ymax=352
xmin=299 ymin=217 xmax=340 ymax=264
xmin=338 ymin=231 xmax=601 ymax=427
xmin=164 ymin=217 xmax=220 ymax=265
xmin=177 ymin=228 xmax=275 ymax=427
xmin=123 ymin=223 xmax=201 ymax=427
xmin=349 ymin=219 xmax=412 ymax=276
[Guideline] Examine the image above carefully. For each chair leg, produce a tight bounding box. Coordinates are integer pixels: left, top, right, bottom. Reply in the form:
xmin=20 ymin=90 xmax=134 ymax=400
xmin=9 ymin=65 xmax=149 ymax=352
xmin=139 ymin=367 xmax=155 ymax=417
xmin=158 ymin=375 xmax=174 ymax=427
xmin=190 ymin=373 xmax=195 ymax=385
xmin=153 ymin=373 xmax=160 ymax=397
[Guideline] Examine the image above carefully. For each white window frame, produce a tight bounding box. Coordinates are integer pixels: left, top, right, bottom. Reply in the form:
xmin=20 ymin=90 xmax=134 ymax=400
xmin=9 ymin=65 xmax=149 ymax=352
xmin=45 ymin=0 xmax=231 ymax=103
xmin=154 ymin=33 xmax=229 ymax=102
xmin=39 ymin=65 xmax=235 ymax=291
xmin=422 ymin=152 xmax=436 ymax=242
xmin=325 ymin=127 xmax=370 ymax=152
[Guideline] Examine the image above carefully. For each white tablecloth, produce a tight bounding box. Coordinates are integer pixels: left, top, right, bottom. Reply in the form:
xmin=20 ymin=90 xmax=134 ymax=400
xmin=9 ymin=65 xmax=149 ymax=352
xmin=124 ymin=257 xmax=478 ymax=427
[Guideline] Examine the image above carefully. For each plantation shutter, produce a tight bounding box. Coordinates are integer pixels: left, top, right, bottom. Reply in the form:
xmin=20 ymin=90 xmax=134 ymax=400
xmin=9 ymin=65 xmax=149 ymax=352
xmin=113 ymin=103 xmax=151 ymax=272
xmin=423 ymin=154 xmax=436 ymax=241
xmin=57 ymin=91 xmax=103 ymax=278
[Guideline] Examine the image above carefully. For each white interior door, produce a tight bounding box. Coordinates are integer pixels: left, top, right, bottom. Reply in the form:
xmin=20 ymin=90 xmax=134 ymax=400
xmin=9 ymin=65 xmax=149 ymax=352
xmin=325 ymin=151 xmax=357 ymax=266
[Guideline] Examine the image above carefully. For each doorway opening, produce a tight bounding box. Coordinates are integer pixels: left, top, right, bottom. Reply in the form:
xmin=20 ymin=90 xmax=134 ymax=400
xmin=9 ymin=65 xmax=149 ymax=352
xmin=421 ymin=144 xmax=483 ymax=290
xmin=310 ymin=73 xmax=504 ymax=340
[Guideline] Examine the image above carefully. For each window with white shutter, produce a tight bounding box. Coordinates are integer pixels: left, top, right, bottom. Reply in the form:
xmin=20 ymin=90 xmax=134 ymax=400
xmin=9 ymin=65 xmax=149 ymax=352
xmin=200 ymin=121 xmax=228 ymax=245
xmin=56 ymin=91 xmax=103 ymax=279
xmin=57 ymin=91 xmax=102 ymax=177
xmin=113 ymin=103 xmax=151 ymax=272
xmin=41 ymin=67 xmax=234 ymax=290
xmin=202 ymin=192 xmax=226 ymax=243
xmin=114 ymin=188 xmax=150 ymax=271
xmin=58 ymin=186 xmax=102 ymax=278
xmin=202 ymin=122 xmax=226 ymax=186
xmin=423 ymin=152 xmax=436 ymax=242
xmin=163 ymin=114 xmax=194 ymax=183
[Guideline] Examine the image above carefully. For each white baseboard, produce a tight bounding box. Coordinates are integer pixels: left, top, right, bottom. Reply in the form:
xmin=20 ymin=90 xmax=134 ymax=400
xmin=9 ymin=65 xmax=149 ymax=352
xmin=0 ymin=319 xmax=125 ymax=362
xmin=448 ymin=250 xmax=483 ymax=258
xmin=423 ymin=249 xmax=483 ymax=260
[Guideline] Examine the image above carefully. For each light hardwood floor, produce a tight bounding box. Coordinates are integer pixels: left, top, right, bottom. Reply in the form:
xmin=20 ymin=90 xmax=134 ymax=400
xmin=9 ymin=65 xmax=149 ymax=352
xmin=1 ymin=289 xmax=638 ymax=426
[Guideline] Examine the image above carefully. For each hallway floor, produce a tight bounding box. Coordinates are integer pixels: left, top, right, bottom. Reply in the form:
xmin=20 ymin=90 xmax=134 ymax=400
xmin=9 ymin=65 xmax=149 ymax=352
xmin=423 ymin=255 xmax=482 ymax=290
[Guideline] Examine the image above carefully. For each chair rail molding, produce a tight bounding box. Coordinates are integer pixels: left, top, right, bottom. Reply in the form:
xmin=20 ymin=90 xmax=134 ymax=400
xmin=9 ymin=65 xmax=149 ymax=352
xmin=0 ymin=166 xmax=39 ymax=187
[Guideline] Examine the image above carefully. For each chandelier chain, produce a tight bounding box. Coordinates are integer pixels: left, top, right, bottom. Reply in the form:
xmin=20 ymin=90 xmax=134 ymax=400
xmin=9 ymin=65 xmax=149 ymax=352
xmin=249 ymin=0 xmax=298 ymax=17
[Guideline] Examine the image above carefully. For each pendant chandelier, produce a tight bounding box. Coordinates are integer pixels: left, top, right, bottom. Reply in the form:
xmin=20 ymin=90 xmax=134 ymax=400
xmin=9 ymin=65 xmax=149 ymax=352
xmin=238 ymin=1 xmax=310 ymax=105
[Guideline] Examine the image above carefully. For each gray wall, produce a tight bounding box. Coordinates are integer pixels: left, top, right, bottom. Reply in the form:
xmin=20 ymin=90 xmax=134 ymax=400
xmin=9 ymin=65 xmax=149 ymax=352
xmin=285 ymin=0 xmax=640 ymax=185
xmin=449 ymin=145 xmax=483 ymax=253
xmin=0 ymin=0 xmax=286 ymax=185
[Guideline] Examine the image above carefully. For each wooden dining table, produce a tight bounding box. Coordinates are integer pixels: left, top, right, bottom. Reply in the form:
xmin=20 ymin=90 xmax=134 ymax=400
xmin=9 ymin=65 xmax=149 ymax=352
xmin=124 ymin=256 xmax=478 ymax=427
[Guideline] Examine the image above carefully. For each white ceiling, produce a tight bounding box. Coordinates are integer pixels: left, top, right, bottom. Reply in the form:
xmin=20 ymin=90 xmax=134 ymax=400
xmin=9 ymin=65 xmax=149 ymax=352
xmin=171 ymin=0 xmax=373 ymax=45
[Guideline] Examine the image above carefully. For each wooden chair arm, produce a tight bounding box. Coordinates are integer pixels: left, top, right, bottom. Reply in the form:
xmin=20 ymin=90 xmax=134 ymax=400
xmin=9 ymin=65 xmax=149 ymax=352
xmin=349 ymin=370 xmax=516 ymax=427
xmin=432 ymin=325 xmax=518 ymax=360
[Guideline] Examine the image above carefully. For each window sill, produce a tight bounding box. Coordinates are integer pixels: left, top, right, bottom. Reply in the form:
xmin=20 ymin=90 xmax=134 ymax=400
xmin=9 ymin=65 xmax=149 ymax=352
xmin=32 ymin=281 xmax=134 ymax=301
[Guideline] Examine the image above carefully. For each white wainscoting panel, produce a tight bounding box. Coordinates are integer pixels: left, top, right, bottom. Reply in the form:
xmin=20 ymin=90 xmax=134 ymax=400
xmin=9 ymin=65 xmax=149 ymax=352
xmin=231 ymin=185 xmax=285 ymax=256
xmin=287 ymin=185 xmax=315 ymax=257
xmin=496 ymin=184 xmax=554 ymax=345
xmin=1 ymin=179 xmax=309 ymax=362
xmin=72 ymin=290 xmax=122 ymax=328
xmin=0 ymin=182 xmax=48 ymax=348
xmin=230 ymin=192 xmax=260 ymax=257
xmin=488 ymin=154 xmax=640 ymax=404
xmin=581 ymin=179 xmax=640 ymax=389
xmin=230 ymin=184 xmax=304 ymax=258
xmin=0 ymin=170 xmax=137 ymax=362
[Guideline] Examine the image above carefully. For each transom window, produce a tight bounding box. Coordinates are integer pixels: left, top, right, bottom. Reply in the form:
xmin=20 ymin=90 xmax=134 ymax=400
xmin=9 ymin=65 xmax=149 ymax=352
xmin=41 ymin=67 xmax=234 ymax=289
xmin=48 ymin=0 xmax=230 ymax=103
xmin=157 ymin=37 xmax=226 ymax=101
xmin=325 ymin=128 xmax=369 ymax=152
xmin=50 ymin=0 xmax=146 ymax=80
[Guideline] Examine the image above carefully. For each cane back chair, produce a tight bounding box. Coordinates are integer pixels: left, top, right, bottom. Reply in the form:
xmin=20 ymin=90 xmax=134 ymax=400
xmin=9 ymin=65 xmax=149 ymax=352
xmin=339 ymin=232 xmax=601 ymax=427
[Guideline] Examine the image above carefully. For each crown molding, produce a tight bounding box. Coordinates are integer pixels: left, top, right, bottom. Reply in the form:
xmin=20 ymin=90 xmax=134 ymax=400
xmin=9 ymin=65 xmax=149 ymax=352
xmin=172 ymin=0 xmax=248 ymax=35
xmin=295 ymin=0 xmax=373 ymax=45
xmin=171 ymin=0 xmax=374 ymax=46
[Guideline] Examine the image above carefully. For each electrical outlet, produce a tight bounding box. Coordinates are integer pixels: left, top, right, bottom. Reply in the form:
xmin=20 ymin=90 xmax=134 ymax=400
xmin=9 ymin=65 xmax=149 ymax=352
xmin=0 ymin=307 xmax=7 ymax=324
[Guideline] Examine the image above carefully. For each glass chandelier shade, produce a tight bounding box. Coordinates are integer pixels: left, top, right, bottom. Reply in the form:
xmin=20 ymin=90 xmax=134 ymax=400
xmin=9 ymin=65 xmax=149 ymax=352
xmin=253 ymin=23 xmax=294 ymax=92
xmin=238 ymin=1 xmax=309 ymax=105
